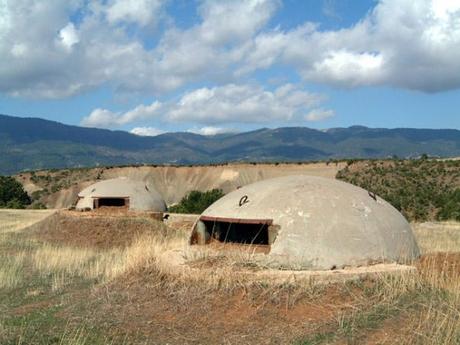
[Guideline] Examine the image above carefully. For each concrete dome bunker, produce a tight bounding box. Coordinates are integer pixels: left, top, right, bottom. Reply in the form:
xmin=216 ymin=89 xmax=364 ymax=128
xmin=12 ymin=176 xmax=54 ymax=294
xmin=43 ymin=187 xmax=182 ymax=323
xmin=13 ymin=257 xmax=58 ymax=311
xmin=76 ymin=177 xmax=167 ymax=212
xmin=189 ymin=175 xmax=420 ymax=270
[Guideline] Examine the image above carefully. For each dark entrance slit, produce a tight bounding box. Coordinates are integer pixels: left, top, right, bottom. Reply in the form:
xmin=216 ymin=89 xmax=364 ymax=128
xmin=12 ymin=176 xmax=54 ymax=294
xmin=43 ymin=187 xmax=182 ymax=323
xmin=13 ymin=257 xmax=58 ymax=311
xmin=202 ymin=220 xmax=269 ymax=245
xmin=95 ymin=198 xmax=127 ymax=208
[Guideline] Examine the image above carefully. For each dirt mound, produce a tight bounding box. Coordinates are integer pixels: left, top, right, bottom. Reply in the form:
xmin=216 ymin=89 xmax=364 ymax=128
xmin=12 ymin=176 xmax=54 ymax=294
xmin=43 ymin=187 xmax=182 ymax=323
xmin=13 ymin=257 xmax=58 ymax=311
xmin=80 ymin=253 xmax=458 ymax=345
xmin=32 ymin=211 xmax=167 ymax=249
xmin=85 ymin=266 xmax=356 ymax=345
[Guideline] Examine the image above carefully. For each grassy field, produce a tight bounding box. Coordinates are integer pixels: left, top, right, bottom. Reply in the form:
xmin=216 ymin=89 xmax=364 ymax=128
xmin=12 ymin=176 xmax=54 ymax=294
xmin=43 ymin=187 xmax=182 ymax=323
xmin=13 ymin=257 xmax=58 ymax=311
xmin=0 ymin=210 xmax=55 ymax=233
xmin=0 ymin=210 xmax=460 ymax=344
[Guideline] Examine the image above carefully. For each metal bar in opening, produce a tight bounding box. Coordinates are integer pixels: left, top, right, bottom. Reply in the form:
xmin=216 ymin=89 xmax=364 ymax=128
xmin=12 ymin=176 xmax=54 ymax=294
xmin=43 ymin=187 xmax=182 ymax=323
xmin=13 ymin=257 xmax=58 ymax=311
xmin=199 ymin=216 xmax=273 ymax=225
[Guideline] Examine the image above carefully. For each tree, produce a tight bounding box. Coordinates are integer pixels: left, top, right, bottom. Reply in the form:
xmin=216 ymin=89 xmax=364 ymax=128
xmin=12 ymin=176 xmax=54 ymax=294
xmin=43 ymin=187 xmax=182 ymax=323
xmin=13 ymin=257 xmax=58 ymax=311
xmin=168 ymin=189 xmax=224 ymax=214
xmin=0 ymin=176 xmax=31 ymax=209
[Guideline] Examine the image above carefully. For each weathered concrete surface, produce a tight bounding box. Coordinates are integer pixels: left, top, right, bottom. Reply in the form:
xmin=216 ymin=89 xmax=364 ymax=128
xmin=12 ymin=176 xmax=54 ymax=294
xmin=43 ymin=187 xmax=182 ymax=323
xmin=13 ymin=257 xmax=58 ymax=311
xmin=76 ymin=177 xmax=166 ymax=212
xmin=192 ymin=175 xmax=420 ymax=270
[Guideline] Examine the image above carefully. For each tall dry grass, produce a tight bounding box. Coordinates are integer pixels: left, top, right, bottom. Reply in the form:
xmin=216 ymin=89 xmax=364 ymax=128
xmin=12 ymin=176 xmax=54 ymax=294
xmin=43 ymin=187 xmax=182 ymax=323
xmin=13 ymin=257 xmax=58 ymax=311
xmin=27 ymin=232 xmax=184 ymax=286
xmin=2 ymin=210 xmax=460 ymax=344
xmin=413 ymin=221 xmax=460 ymax=253
xmin=0 ymin=253 xmax=26 ymax=289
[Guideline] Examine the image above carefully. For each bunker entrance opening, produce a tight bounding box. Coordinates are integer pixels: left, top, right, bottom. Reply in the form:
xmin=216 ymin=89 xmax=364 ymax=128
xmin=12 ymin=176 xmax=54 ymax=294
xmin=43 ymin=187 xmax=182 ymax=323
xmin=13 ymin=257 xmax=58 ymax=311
xmin=203 ymin=220 xmax=269 ymax=245
xmin=194 ymin=216 xmax=277 ymax=249
xmin=94 ymin=198 xmax=128 ymax=208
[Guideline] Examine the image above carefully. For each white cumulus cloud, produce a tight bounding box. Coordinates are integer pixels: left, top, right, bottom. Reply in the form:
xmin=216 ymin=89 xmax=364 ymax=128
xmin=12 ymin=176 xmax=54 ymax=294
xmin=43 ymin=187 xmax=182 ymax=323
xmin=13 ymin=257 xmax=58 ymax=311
xmin=105 ymin=0 xmax=163 ymax=26
xmin=130 ymin=126 xmax=164 ymax=136
xmin=166 ymin=83 xmax=322 ymax=124
xmin=244 ymin=0 xmax=460 ymax=92
xmin=1 ymin=0 xmax=460 ymax=100
xmin=305 ymin=108 xmax=335 ymax=122
xmin=187 ymin=126 xmax=237 ymax=136
xmin=58 ymin=22 xmax=79 ymax=50
xmin=81 ymin=109 xmax=120 ymax=128
xmin=81 ymin=101 xmax=161 ymax=128
xmin=82 ymin=83 xmax=328 ymax=128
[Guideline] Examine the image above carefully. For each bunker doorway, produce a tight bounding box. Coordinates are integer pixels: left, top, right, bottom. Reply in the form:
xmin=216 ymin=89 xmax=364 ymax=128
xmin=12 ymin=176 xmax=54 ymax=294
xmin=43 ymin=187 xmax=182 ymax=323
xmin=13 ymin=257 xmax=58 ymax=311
xmin=94 ymin=197 xmax=129 ymax=208
xmin=194 ymin=216 xmax=277 ymax=248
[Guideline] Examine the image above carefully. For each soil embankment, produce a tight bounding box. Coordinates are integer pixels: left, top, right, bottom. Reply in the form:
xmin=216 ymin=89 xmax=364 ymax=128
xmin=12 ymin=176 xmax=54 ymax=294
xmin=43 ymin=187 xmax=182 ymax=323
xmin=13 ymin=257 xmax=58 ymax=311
xmin=29 ymin=210 xmax=170 ymax=249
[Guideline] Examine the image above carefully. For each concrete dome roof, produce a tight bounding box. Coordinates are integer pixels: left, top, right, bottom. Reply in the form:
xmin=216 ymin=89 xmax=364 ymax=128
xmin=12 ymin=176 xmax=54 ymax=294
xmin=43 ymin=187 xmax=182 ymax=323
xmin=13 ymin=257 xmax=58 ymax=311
xmin=191 ymin=175 xmax=419 ymax=270
xmin=76 ymin=177 xmax=166 ymax=212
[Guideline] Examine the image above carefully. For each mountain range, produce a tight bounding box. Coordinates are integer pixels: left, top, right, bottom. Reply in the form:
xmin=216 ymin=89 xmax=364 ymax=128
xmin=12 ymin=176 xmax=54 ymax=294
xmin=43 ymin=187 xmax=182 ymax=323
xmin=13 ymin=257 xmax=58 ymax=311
xmin=1 ymin=114 xmax=459 ymax=175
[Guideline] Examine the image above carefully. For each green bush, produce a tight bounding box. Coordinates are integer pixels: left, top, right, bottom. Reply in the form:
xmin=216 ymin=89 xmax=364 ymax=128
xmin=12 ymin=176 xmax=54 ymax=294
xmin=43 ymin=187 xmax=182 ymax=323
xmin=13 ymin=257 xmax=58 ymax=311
xmin=336 ymin=159 xmax=460 ymax=222
xmin=168 ymin=189 xmax=224 ymax=214
xmin=30 ymin=200 xmax=47 ymax=209
xmin=437 ymin=189 xmax=460 ymax=221
xmin=0 ymin=176 xmax=31 ymax=209
xmin=30 ymin=189 xmax=46 ymax=201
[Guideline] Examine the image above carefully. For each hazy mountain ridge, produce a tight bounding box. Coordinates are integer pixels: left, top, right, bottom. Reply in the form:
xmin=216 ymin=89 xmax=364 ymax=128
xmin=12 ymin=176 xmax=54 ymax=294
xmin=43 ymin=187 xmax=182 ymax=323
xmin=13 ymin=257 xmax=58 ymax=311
xmin=1 ymin=114 xmax=459 ymax=175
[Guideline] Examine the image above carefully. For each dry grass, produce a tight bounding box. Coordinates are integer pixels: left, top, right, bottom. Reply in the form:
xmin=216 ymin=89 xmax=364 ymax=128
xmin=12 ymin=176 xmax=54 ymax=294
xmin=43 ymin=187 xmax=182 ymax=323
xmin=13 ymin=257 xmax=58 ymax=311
xmin=404 ymin=305 xmax=460 ymax=345
xmin=29 ymin=227 xmax=185 ymax=286
xmin=1 ymin=211 xmax=460 ymax=344
xmin=0 ymin=209 xmax=55 ymax=234
xmin=0 ymin=252 xmax=26 ymax=290
xmin=299 ymin=263 xmax=460 ymax=344
xmin=413 ymin=221 xmax=460 ymax=253
xmin=0 ymin=211 xmax=186 ymax=307
xmin=183 ymin=242 xmax=270 ymax=269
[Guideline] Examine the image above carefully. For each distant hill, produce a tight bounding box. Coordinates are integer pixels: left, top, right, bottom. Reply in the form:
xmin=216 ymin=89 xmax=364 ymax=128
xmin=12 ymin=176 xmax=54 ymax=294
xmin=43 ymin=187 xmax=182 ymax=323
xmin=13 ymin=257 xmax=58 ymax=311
xmin=1 ymin=114 xmax=459 ymax=175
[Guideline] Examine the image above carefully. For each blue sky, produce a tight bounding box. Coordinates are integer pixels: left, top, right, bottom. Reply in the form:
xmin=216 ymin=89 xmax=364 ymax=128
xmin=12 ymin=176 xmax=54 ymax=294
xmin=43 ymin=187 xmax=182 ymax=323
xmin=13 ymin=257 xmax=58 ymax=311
xmin=0 ymin=0 xmax=459 ymax=136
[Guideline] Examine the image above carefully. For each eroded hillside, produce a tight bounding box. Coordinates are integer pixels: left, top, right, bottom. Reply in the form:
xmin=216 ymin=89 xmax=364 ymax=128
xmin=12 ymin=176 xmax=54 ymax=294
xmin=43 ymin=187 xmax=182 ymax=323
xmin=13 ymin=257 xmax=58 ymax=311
xmin=15 ymin=162 xmax=345 ymax=209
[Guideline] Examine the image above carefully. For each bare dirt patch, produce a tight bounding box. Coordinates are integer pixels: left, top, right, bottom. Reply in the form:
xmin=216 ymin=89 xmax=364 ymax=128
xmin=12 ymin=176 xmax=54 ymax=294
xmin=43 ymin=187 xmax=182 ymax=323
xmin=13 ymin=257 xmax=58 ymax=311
xmin=11 ymin=300 xmax=55 ymax=317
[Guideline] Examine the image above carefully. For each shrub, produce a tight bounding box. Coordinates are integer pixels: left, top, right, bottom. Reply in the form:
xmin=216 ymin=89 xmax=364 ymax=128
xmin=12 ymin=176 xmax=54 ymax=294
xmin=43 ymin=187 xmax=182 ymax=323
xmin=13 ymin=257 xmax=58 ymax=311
xmin=437 ymin=189 xmax=460 ymax=221
xmin=0 ymin=176 xmax=31 ymax=209
xmin=336 ymin=159 xmax=460 ymax=222
xmin=31 ymin=202 xmax=47 ymax=209
xmin=168 ymin=189 xmax=225 ymax=214
xmin=31 ymin=189 xmax=46 ymax=201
